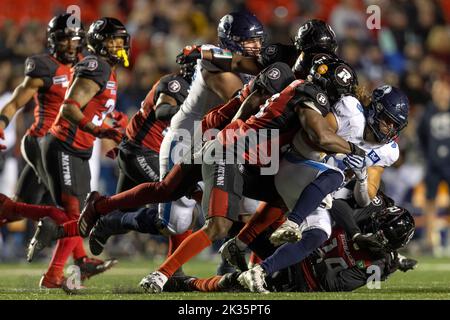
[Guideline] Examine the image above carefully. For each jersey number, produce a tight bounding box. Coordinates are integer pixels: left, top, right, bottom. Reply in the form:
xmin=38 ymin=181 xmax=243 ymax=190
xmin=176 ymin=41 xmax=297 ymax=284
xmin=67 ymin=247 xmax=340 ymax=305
xmin=91 ymin=99 xmax=115 ymax=126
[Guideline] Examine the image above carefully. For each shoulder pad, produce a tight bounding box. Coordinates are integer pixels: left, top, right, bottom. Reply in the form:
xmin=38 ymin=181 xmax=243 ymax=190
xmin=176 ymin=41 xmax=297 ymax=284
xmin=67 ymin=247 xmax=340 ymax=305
xmin=258 ymin=43 xmax=298 ymax=68
xmin=155 ymin=74 xmax=190 ymax=105
xmin=252 ymin=62 xmax=295 ymax=95
xmin=74 ymin=55 xmax=111 ymax=91
xmin=332 ymin=95 xmax=363 ymax=117
xmin=293 ymin=82 xmax=330 ymax=116
xmin=24 ymin=54 xmax=58 ymax=89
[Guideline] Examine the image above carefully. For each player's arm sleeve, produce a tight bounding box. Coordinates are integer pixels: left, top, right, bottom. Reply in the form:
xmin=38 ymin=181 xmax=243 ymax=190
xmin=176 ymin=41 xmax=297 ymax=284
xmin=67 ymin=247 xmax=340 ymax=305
xmin=154 ymin=93 xmax=179 ymax=121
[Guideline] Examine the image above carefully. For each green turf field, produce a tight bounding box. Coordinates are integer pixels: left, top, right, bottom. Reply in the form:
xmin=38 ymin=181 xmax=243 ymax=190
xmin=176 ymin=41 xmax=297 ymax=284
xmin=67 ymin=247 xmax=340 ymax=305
xmin=1 ymin=256 xmax=450 ymax=300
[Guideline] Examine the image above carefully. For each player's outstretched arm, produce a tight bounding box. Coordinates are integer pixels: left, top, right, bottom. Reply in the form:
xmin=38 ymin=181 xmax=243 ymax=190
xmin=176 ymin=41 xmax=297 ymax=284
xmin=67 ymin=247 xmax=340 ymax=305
xmin=0 ymin=76 xmax=43 ymax=130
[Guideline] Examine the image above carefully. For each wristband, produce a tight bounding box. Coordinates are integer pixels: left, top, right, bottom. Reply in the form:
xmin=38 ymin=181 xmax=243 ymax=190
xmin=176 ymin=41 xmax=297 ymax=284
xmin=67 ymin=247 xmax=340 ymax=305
xmin=208 ymin=47 xmax=233 ymax=72
xmin=78 ymin=116 xmax=90 ymax=129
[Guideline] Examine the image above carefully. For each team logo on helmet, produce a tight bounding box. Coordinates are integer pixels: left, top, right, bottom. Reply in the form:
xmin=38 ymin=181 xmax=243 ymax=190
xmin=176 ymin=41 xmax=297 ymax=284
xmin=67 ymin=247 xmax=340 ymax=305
xmin=93 ymin=20 xmax=105 ymax=31
xmin=267 ymin=68 xmax=281 ymax=80
xmin=372 ymin=196 xmax=382 ymax=206
xmin=297 ymin=23 xmax=309 ymax=38
xmin=168 ymin=80 xmax=181 ymax=93
xmin=335 ymin=65 xmax=353 ymax=86
xmin=25 ymin=59 xmax=35 ymax=73
xmin=265 ymin=45 xmax=277 ymax=56
xmin=316 ymin=92 xmax=328 ymax=106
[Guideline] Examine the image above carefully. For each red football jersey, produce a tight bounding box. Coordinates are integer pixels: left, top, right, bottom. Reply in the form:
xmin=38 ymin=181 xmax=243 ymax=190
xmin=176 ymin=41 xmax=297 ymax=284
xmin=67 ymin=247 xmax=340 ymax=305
xmin=126 ymin=74 xmax=189 ymax=153
xmin=24 ymin=54 xmax=73 ymax=137
xmin=50 ymin=55 xmax=117 ymax=151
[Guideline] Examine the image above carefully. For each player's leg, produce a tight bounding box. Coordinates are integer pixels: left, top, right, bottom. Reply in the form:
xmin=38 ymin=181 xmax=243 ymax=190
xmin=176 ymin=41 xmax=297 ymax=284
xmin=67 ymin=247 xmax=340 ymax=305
xmin=270 ymin=154 xmax=344 ymax=244
xmin=238 ymin=207 xmax=331 ymax=293
xmin=139 ymin=161 xmax=241 ymax=293
xmin=89 ymin=207 xmax=162 ymax=255
xmin=79 ymin=162 xmax=200 ymax=237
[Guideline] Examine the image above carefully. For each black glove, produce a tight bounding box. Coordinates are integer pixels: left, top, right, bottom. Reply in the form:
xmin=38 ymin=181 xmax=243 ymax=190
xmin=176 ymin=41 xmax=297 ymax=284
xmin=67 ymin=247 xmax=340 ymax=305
xmin=352 ymin=233 xmax=385 ymax=254
xmin=397 ymin=256 xmax=418 ymax=272
xmin=348 ymin=141 xmax=366 ymax=157
xmin=176 ymin=45 xmax=201 ymax=65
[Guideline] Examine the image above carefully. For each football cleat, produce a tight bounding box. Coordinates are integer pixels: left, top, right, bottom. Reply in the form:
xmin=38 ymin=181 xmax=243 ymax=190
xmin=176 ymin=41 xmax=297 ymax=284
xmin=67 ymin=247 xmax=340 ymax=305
xmin=88 ymin=218 xmax=113 ymax=256
xmin=218 ymin=271 xmax=245 ymax=292
xmin=237 ymin=264 xmax=270 ymax=294
xmin=78 ymin=191 xmax=103 ymax=238
xmin=219 ymin=237 xmax=248 ymax=272
xmin=269 ymin=219 xmax=304 ymax=246
xmin=27 ymin=217 xmax=62 ymax=262
xmin=139 ymin=271 xmax=168 ymax=294
xmin=163 ymin=275 xmax=196 ymax=292
xmin=39 ymin=273 xmax=66 ymax=289
xmin=75 ymin=256 xmax=118 ymax=281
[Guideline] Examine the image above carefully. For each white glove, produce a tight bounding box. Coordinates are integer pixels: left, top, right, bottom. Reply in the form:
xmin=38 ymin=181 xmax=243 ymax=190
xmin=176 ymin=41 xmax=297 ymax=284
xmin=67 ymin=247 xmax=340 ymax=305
xmin=343 ymin=154 xmax=368 ymax=182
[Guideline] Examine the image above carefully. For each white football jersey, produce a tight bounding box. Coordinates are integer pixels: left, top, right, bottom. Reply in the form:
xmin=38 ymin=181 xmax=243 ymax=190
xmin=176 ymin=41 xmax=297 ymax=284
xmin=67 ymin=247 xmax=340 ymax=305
xmin=169 ymin=59 xmax=224 ymax=134
xmin=332 ymin=95 xmax=399 ymax=168
xmin=290 ymin=95 xmax=399 ymax=166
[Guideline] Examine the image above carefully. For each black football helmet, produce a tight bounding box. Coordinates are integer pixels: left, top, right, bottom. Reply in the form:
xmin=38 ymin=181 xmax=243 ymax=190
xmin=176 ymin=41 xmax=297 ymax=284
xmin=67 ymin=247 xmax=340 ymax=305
xmin=217 ymin=11 xmax=265 ymax=56
xmin=366 ymin=85 xmax=409 ymax=144
xmin=294 ymin=19 xmax=338 ymax=55
xmin=309 ymin=55 xmax=358 ymax=105
xmin=47 ymin=13 xmax=85 ymax=64
xmin=86 ymin=17 xmax=130 ymax=67
xmin=362 ymin=206 xmax=415 ymax=251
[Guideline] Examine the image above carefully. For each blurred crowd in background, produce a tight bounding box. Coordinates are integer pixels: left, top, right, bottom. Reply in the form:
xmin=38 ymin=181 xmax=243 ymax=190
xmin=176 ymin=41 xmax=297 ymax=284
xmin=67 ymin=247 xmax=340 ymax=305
xmin=0 ymin=0 xmax=449 ymax=262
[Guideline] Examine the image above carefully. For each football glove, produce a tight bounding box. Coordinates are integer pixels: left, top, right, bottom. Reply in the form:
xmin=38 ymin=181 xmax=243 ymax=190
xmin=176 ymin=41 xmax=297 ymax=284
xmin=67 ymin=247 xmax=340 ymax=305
xmin=176 ymin=45 xmax=201 ymax=65
xmin=343 ymin=154 xmax=368 ymax=182
xmin=92 ymin=126 xmax=123 ymax=144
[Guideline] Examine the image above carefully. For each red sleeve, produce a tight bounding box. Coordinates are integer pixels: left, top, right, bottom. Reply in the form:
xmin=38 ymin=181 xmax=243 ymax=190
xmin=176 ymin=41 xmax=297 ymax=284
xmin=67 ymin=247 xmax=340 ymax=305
xmin=202 ymin=96 xmax=242 ymax=132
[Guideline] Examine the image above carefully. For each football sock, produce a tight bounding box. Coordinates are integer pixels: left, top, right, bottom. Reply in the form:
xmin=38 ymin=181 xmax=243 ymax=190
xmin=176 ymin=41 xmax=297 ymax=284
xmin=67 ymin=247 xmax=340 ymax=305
xmin=238 ymin=203 xmax=285 ymax=245
xmin=46 ymin=237 xmax=79 ymax=279
xmin=8 ymin=201 xmax=68 ymax=224
xmin=95 ymin=165 xmax=185 ymax=215
xmin=288 ymin=169 xmax=343 ymax=226
xmin=72 ymin=237 xmax=87 ymax=260
xmin=249 ymin=252 xmax=262 ymax=266
xmin=260 ymin=229 xmax=327 ymax=275
xmin=62 ymin=220 xmax=80 ymax=237
xmin=159 ymin=229 xmax=212 ymax=278
xmin=190 ymin=276 xmax=223 ymax=292
xmin=168 ymin=229 xmax=193 ymax=256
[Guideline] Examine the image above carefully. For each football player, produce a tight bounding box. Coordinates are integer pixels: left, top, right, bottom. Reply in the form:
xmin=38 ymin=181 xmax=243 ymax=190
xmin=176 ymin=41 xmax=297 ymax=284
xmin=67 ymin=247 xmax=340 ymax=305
xmin=0 ymin=14 xmax=84 ymax=222
xmin=6 ymin=17 xmax=129 ymax=288
xmin=164 ymin=201 xmax=416 ymax=293
xmin=236 ymin=84 xmax=410 ymax=293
